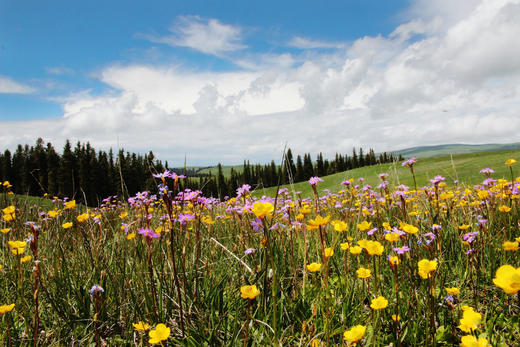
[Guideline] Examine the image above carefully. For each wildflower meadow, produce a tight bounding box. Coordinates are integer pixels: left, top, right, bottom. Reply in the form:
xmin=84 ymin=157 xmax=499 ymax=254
xmin=1 ymin=157 xmax=519 ymax=346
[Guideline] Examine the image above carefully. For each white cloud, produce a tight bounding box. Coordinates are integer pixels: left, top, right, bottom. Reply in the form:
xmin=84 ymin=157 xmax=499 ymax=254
xmin=0 ymin=75 xmax=35 ymax=94
xmin=2 ymin=0 xmax=520 ymax=165
xmin=45 ymin=66 xmax=74 ymax=75
xmin=146 ymin=15 xmax=246 ymax=56
xmin=288 ymin=36 xmax=347 ymax=49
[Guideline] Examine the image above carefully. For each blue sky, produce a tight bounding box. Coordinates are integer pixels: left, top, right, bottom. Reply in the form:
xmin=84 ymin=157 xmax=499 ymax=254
xmin=0 ymin=0 xmax=409 ymax=120
xmin=1 ymin=0 xmax=520 ymax=165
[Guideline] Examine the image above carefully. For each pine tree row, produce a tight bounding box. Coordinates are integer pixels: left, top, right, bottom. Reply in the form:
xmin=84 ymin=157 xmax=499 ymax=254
xmin=0 ymin=139 xmax=401 ymax=204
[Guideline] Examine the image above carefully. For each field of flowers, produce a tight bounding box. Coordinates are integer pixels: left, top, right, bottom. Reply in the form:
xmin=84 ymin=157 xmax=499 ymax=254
xmin=1 ymin=157 xmax=519 ymax=346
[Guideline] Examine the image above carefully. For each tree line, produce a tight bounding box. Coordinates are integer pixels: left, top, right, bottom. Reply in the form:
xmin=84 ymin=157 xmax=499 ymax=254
xmin=0 ymin=138 xmax=402 ymax=204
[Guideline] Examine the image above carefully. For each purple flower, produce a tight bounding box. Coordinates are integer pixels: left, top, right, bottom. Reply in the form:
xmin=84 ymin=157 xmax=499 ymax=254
xmin=378 ymin=173 xmax=389 ymax=180
xmin=377 ymin=181 xmax=389 ymax=189
xmin=482 ymin=178 xmax=496 ymax=186
xmin=89 ymin=284 xmax=104 ymax=296
xmin=308 ymin=176 xmax=324 ymax=186
xmin=479 ymin=168 xmax=494 ymax=175
xmin=444 ymin=295 xmax=454 ymax=303
xmin=393 ymin=246 xmax=410 ymax=255
xmin=396 ymin=184 xmax=409 ymax=191
xmin=177 ymin=213 xmax=195 ymax=225
xmin=236 ymin=184 xmax=251 ymax=198
xmin=138 ymin=228 xmax=160 ymax=238
xmin=250 ymin=218 xmax=262 ymax=232
xmin=465 ymin=248 xmax=474 ymax=255
xmin=244 ymin=248 xmax=256 ymax=255
xmin=368 ymin=227 xmax=378 ymax=236
xmin=430 ymin=175 xmax=446 ymax=185
xmin=402 ymin=157 xmax=417 ymax=167
xmin=341 ymin=180 xmax=352 ymax=186
xmin=463 ymin=231 xmax=478 ymax=244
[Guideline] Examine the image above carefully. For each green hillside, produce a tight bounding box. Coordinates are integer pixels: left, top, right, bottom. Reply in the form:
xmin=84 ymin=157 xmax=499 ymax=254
xmin=392 ymin=142 xmax=520 ymax=158
xmin=253 ymin=148 xmax=520 ymax=198
xmin=196 ymin=164 xmax=243 ymax=176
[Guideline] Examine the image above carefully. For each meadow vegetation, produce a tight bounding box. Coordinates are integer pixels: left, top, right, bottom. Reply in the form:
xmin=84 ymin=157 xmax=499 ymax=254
xmin=1 ymin=155 xmax=519 ymax=346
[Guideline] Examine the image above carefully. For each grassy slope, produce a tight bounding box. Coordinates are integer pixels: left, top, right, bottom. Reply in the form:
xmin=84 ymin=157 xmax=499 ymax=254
xmin=392 ymin=142 xmax=520 ymax=158
xmin=253 ymin=148 xmax=520 ymax=198
xmin=1 ymin=193 xmax=55 ymax=210
xmin=197 ymin=164 xmax=244 ymax=176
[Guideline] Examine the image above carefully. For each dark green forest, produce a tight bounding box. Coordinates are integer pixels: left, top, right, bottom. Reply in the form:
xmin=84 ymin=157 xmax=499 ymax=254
xmin=0 ymin=138 xmax=400 ymax=204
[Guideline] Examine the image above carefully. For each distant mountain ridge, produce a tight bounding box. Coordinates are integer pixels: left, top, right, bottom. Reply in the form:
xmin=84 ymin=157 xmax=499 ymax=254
xmin=392 ymin=143 xmax=520 ymax=158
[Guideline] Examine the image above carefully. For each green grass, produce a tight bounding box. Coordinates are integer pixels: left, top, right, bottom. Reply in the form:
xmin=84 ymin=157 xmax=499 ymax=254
xmin=254 ymin=149 xmax=520 ymax=198
xmin=1 ymin=152 xmax=519 ymax=346
xmin=196 ymin=164 xmax=244 ymax=176
xmin=392 ymin=142 xmax=520 ymax=158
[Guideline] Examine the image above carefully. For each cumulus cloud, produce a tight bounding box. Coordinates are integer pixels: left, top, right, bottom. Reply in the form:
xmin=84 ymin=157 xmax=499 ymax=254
xmin=2 ymin=0 xmax=520 ymax=165
xmin=0 ymin=75 xmax=35 ymax=94
xmin=145 ymin=15 xmax=247 ymax=56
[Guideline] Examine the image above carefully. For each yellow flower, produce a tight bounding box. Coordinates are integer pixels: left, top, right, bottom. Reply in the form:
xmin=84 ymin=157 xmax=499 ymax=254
xmin=357 ymin=221 xmax=371 ymax=231
xmin=458 ymin=306 xmax=482 ymax=332
xmin=382 ymin=222 xmax=392 ymax=231
xmin=2 ymin=205 xmax=15 ymax=214
xmin=370 ymin=296 xmax=388 ymax=310
xmin=202 ymin=216 xmax=215 ymax=225
xmin=306 ymin=262 xmax=322 ymax=272
xmin=460 ymin=335 xmax=491 ymax=347
xmin=21 ymin=255 xmax=32 ymax=263
xmin=340 ymin=242 xmax=350 ymax=250
xmin=365 ymin=241 xmax=384 ymax=256
xmin=324 ymin=247 xmax=334 ymax=258
xmin=331 ymin=220 xmax=348 ymax=232
xmin=0 ymin=304 xmax=15 ymax=314
xmin=126 ymin=232 xmax=136 ymax=240
xmin=385 ymin=232 xmax=400 ymax=242
xmin=76 ymin=213 xmax=89 ymax=222
xmin=343 ymin=325 xmax=366 ymax=343
xmin=356 ymin=267 xmax=371 ymax=279
xmin=240 ymin=284 xmax=260 ymax=299
xmin=308 ymin=215 xmax=331 ymax=228
xmin=11 ymin=248 xmax=25 ymax=255
xmin=8 ymin=240 xmax=26 ymax=249
xmin=503 ymin=241 xmax=519 ymax=251
xmin=300 ymin=205 xmax=311 ymax=215
xmin=148 ymin=323 xmax=170 ymax=344
xmin=402 ymin=223 xmax=418 ymax=234
xmin=459 ymin=224 xmax=471 ymax=230
xmin=133 ymin=321 xmax=150 ymax=331
xmin=62 ymin=222 xmax=73 ymax=229
xmin=252 ymin=201 xmax=274 ymax=219
xmin=498 ymin=205 xmax=512 ymax=213
xmin=445 ymin=287 xmax=460 ymax=295
xmin=392 ymin=314 xmax=401 ymax=322
xmin=389 ymin=256 xmax=400 ymax=266
xmin=2 ymin=213 xmax=15 ymax=222
xmin=418 ymin=259 xmax=438 ymax=279
xmin=492 ymin=264 xmax=520 ymax=294
xmin=0 ymin=228 xmax=10 ymax=234
xmin=349 ymin=246 xmax=362 ymax=255
xmin=48 ymin=210 xmax=60 ymax=218
xmin=64 ymin=200 xmax=76 ymax=209
xmin=505 ymin=158 xmax=517 ymax=166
